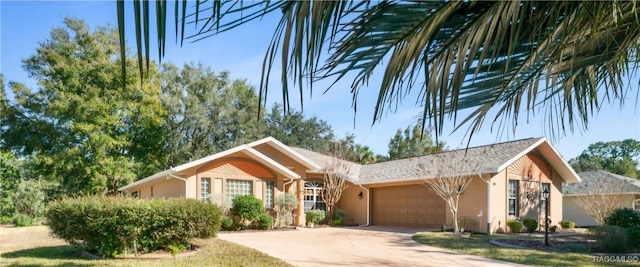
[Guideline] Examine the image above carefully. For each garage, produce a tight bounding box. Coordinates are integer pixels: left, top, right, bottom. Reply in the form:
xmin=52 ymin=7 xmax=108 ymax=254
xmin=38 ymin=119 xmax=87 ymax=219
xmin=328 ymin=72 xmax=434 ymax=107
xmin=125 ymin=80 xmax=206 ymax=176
xmin=372 ymin=185 xmax=445 ymax=227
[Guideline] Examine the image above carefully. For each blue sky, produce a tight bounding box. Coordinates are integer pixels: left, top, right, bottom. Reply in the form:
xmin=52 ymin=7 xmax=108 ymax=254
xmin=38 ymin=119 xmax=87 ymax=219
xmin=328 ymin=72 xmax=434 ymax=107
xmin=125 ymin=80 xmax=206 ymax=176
xmin=1 ymin=1 xmax=638 ymax=160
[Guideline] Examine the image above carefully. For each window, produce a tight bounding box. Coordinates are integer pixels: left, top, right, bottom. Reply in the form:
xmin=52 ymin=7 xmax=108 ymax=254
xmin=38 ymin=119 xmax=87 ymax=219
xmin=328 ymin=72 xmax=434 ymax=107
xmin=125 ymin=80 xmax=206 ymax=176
xmin=265 ymin=181 xmax=275 ymax=209
xmin=201 ymin=177 xmax=211 ymax=203
xmin=508 ymin=180 xmax=518 ymax=216
xmin=304 ymin=181 xmax=326 ymax=212
xmin=541 ymin=183 xmax=550 ymax=215
xmin=151 ymin=186 xmax=154 ymax=197
xmin=131 ymin=191 xmax=138 ymax=198
xmin=227 ymin=179 xmax=253 ymax=203
xmin=635 ymin=199 xmax=640 ymax=212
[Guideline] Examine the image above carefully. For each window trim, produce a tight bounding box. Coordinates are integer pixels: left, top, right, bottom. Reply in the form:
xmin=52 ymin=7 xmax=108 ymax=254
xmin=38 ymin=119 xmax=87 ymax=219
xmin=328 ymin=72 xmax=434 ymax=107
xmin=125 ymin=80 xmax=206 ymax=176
xmin=265 ymin=180 xmax=275 ymax=209
xmin=634 ymin=199 xmax=640 ymax=212
xmin=508 ymin=180 xmax=519 ymax=217
xmin=304 ymin=181 xmax=326 ymax=212
xmin=226 ymin=179 xmax=254 ymax=204
xmin=201 ymin=177 xmax=212 ymax=203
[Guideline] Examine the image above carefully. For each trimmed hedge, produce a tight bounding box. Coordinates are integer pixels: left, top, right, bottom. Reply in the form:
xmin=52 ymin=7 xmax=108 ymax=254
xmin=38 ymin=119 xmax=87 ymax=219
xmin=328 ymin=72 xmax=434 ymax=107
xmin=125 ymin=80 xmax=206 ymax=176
xmin=559 ymin=220 xmax=575 ymax=230
xmin=507 ymin=220 xmax=523 ymax=233
xmin=522 ymin=217 xmax=538 ymax=233
xmin=46 ymin=196 xmax=222 ymax=257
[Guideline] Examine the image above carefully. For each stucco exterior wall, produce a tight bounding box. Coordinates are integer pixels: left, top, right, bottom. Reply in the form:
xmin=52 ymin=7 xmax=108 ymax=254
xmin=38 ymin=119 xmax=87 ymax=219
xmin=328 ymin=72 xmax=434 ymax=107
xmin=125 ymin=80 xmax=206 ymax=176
xmin=564 ymin=194 xmax=637 ymax=226
xmin=448 ymin=175 xmax=488 ymax=233
xmin=337 ymin=182 xmax=369 ymax=225
xmin=489 ymin=169 xmax=507 ymax=233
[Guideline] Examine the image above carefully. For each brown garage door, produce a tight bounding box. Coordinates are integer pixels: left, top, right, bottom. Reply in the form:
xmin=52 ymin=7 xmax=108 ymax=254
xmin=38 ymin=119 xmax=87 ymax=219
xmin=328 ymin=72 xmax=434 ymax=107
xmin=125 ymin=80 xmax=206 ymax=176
xmin=372 ymin=185 xmax=445 ymax=227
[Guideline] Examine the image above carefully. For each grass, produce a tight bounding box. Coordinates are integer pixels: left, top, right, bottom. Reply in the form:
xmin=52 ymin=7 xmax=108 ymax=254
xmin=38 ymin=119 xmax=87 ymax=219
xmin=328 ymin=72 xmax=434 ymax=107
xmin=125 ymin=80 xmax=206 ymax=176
xmin=412 ymin=232 xmax=637 ymax=267
xmin=0 ymin=238 xmax=293 ymax=267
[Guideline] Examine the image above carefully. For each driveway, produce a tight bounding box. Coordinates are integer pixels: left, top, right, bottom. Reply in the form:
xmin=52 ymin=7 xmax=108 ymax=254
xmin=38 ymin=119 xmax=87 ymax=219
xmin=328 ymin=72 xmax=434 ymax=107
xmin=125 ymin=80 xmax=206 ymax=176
xmin=218 ymin=226 xmax=521 ymax=267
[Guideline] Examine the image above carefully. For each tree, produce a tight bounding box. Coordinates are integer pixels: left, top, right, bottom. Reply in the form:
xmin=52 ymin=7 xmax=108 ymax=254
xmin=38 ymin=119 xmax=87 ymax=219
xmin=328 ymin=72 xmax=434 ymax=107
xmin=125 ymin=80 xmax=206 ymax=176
xmin=424 ymin=152 xmax=481 ymax=233
xmin=0 ymin=151 xmax=21 ymax=222
xmin=0 ymin=19 xmax=165 ymax=195
xmin=569 ymin=140 xmax=640 ymax=178
xmin=572 ymin=180 xmax=626 ymax=225
xmin=261 ymin=103 xmax=335 ymax=152
xmin=387 ymin=124 xmax=444 ymax=160
xmin=118 ymin=1 xmax=639 ymax=143
xmin=333 ymin=133 xmax=377 ymax=165
xmin=161 ymin=63 xmax=262 ymax=167
xmin=322 ymin=141 xmax=353 ymax=224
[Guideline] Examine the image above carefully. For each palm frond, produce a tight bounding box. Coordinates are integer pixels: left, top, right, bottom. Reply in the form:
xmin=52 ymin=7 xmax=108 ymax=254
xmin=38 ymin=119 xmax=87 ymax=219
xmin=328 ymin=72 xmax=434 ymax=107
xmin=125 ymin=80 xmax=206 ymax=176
xmin=117 ymin=0 xmax=640 ymax=143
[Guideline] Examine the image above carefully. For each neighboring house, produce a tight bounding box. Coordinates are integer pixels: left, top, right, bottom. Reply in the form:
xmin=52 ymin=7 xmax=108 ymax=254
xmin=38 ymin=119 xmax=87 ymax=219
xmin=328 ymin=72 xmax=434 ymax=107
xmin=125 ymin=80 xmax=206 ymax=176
xmin=119 ymin=136 xmax=580 ymax=234
xmin=563 ymin=170 xmax=640 ymax=226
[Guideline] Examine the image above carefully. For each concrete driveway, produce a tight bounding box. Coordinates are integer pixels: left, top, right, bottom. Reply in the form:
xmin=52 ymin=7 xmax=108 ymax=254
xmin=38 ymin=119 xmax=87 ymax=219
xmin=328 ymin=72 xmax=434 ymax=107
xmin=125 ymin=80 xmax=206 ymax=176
xmin=218 ymin=226 xmax=521 ymax=267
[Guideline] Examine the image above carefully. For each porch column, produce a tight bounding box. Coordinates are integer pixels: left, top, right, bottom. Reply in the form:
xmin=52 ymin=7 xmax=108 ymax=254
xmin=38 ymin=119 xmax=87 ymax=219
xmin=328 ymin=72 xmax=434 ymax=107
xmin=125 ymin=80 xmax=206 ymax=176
xmin=296 ymin=179 xmax=305 ymax=226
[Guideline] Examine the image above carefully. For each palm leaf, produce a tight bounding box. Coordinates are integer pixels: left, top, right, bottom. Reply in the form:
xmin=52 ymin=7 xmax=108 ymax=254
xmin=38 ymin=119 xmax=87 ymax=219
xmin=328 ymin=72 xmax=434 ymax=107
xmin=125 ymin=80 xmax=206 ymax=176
xmin=116 ymin=0 xmax=640 ymax=143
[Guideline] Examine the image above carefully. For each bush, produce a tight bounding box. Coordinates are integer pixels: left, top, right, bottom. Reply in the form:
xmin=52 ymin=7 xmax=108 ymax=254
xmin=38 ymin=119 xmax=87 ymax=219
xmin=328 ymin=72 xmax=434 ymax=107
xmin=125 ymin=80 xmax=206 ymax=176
xmin=604 ymin=207 xmax=640 ymax=249
xmin=46 ymin=196 xmax=222 ymax=257
xmin=507 ymin=220 xmax=523 ymax=233
xmin=256 ymin=214 xmax=274 ymax=230
xmin=589 ymin=225 xmax=629 ymax=253
xmin=12 ymin=213 xmax=35 ymax=227
xmin=333 ymin=208 xmax=345 ymax=224
xmin=274 ymin=193 xmax=298 ymax=228
xmin=221 ymin=216 xmax=236 ymax=231
xmin=604 ymin=208 xmax=640 ymax=229
xmin=305 ymin=210 xmax=325 ymax=225
xmin=559 ymin=220 xmax=575 ymax=230
xmin=522 ymin=217 xmax=538 ymax=233
xmin=231 ymin=195 xmax=265 ymax=228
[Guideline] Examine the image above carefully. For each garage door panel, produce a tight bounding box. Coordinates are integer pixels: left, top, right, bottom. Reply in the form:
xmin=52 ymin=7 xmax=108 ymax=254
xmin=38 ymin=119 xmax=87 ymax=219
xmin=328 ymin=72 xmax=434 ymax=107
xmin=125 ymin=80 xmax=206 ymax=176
xmin=372 ymin=185 xmax=445 ymax=227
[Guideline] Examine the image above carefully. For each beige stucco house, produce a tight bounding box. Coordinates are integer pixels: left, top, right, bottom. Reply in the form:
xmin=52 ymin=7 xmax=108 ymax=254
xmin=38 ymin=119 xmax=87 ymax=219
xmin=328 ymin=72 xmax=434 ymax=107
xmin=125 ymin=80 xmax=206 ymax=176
xmin=119 ymin=136 xmax=580 ymax=233
xmin=563 ymin=170 xmax=640 ymax=226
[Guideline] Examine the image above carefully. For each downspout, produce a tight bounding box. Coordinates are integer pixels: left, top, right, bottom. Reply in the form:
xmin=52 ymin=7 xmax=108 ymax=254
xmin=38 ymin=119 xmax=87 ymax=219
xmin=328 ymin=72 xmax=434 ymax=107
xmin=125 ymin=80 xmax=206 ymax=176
xmin=477 ymin=173 xmax=491 ymax=234
xmin=167 ymin=168 xmax=189 ymax=199
xmin=357 ymin=184 xmax=370 ymax=226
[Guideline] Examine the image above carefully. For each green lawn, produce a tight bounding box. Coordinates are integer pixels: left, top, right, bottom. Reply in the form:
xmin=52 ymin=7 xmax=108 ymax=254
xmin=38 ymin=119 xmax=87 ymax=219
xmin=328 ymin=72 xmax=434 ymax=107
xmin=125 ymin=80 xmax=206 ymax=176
xmin=412 ymin=232 xmax=637 ymax=267
xmin=0 ymin=238 xmax=293 ymax=267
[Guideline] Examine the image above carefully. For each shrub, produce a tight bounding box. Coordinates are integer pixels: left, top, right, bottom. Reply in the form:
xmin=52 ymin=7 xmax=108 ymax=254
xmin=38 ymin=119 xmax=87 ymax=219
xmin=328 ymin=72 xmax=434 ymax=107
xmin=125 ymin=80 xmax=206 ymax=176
xmin=332 ymin=208 xmax=346 ymax=225
xmin=559 ymin=220 xmax=575 ymax=230
xmin=507 ymin=220 xmax=523 ymax=233
xmin=305 ymin=210 xmax=325 ymax=225
xmin=46 ymin=196 xmax=222 ymax=257
xmin=12 ymin=213 xmax=35 ymax=227
xmin=221 ymin=216 xmax=236 ymax=231
xmin=274 ymin=193 xmax=298 ymax=228
xmin=231 ymin=195 xmax=265 ymax=228
xmin=522 ymin=217 xmax=538 ymax=233
xmin=604 ymin=207 xmax=640 ymax=249
xmin=256 ymin=214 xmax=274 ymax=230
xmin=604 ymin=208 xmax=640 ymax=229
xmin=589 ymin=225 xmax=629 ymax=253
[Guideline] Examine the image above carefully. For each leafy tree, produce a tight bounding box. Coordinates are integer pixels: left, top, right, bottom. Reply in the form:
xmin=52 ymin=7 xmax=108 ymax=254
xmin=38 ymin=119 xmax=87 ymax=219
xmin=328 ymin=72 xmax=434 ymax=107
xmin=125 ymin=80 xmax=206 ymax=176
xmin=261 ymin=103 xmax=335 ymax=152
xmin=12 ymin=179 xmax=46 ymax=219
xmin=161 ymin=63 xmax=262 ymax=167
xmin=119 ymin=1 xmax=639 ymax=142
xmin=333 ymin=134 xmax=377 ymax=164
xmin=387 ymin=124 xmax=444 ymax=160
xmin=569 ymin=140 xmax=640 ymax=178
xmin=0 ymin=19 xmax=165 ymax=195
xmin=0 ymin=151 xmax=21 ymax=222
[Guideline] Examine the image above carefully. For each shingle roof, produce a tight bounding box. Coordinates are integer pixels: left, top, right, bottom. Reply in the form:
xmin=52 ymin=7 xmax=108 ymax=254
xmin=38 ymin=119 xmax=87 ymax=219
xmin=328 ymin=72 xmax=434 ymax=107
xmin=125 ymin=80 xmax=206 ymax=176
xmin=290 ymin=147 xmax=362 ymax=180
xmin=562 ymin=170 xmax=640 ymax=196
xmin=293 ymin=137 xmax=544 ymax=184
xmin=358 ymin=138 xmax=542 ymax=184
